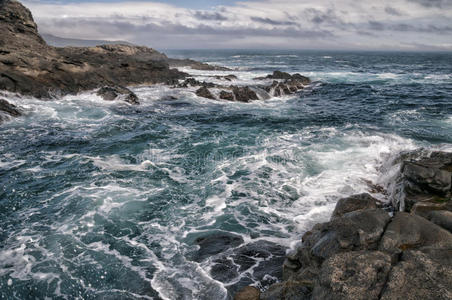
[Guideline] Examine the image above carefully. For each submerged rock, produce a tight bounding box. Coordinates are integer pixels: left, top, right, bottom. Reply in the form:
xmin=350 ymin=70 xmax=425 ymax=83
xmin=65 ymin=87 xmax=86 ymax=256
xmin=216 ymin=74 xmax=238 ymax=81
xmin=193 ymin=232 xmax=244 ymax=262
xmin=210 ymin=240 xmax=286 ymax=296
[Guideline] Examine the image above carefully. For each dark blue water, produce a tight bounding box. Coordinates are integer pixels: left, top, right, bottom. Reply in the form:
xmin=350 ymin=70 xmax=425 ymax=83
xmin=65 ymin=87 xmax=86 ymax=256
xmin=1 ymin=51 xmax=451 ymax=299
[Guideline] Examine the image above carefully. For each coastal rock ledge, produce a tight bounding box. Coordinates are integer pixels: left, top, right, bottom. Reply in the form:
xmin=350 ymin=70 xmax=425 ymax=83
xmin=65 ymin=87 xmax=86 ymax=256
xmin=235 ymin=150 xmax=452 ymax=300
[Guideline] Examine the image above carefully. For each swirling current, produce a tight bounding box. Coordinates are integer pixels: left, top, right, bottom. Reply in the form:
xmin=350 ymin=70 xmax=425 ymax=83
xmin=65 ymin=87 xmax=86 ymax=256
xmin=0 ymin=50 xmax=451 ymax=299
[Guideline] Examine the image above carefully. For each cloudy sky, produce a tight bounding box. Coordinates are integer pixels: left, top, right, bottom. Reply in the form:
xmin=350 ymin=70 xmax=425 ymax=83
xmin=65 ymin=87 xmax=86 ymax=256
xmin=23 ymin=0 xmax=452 ymax=50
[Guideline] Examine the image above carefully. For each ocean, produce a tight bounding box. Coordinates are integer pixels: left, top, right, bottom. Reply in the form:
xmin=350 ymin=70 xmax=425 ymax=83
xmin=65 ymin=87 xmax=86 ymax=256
xmin=1 ymin=50 xmax=451 ymax=299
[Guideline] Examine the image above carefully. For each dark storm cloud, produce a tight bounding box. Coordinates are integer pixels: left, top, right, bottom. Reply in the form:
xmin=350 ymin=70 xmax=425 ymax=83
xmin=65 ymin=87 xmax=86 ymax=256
xmin=407 ymin=0 xmax=452 ymax=8
xmin=45 ymin=17 xmax=333 ymax=39
xmin=193 ymin=11 xmax=228 ymax=21
xmin=385 ymin=6 xmax=403 ymax=16
xmin=250 ymin=17 xmax=297 ymax=26
xmin=303 ymin=8 xmax=347 ymax=27
xmin=368 ymin=20 xmax=452 ymax=33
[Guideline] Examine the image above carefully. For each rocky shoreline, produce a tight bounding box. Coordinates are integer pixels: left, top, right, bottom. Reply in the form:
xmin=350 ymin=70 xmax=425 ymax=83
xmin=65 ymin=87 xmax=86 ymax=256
xmin=0 ymin=0 xmax=311 ymax=121
xmin=234 ymin=150 xmax=452 ymax=300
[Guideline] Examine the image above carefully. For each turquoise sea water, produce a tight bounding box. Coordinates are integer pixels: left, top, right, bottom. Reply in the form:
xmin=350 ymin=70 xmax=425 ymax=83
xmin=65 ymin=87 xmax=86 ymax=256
xmin=1 ymin=50 xmax=451 ymax=299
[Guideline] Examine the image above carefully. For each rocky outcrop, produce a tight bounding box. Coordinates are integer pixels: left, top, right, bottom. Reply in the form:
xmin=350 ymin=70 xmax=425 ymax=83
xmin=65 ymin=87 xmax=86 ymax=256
xmin=96 ymin=86 xmax=139 ymax=104
xmin=0 ymin=0 xmax=239 ymax=100
xmin=167 ymin=58 xmax=231 ymax=71
xmin=0 ymin=0 xmax=188 ymax=98
xmin=235 ymin=150 xmax=452 ymax=300
xmin=185 ymin=71 xmax=311 ymax=102
xmin=387 ymin=150 xmax=452 ymax=211
xmin=195 ymin=86 xmax=215 ymax=100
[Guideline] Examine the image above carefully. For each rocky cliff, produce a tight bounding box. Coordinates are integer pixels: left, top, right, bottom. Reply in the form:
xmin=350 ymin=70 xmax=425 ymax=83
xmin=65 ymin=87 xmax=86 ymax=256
xmin=0 ymin=0 xmax=187 ymax=98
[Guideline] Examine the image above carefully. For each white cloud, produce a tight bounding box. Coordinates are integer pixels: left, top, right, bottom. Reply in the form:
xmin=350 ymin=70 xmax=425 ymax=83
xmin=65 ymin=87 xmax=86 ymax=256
xmin=23 ymin=0 xmax=452 ymax=50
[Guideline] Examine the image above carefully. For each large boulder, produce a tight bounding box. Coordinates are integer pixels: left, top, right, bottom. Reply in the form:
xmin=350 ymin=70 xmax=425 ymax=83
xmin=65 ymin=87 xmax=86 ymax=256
xmin=428 ymin=210 xmax=452 ymax=233
xmin=232 ymin=86 xmax=259 ymax=102
xmin=312 ymin=251 xmax=392 ymax=300
xmin=284 ymin=209 xmax=391 ymax=279
xmin=331 ymin=193 xmax=379 ymax=219
xmin=379 ymin=212 xmax=452 ymax=256
xmin=380 ymin=249 xmax=452 ymax=300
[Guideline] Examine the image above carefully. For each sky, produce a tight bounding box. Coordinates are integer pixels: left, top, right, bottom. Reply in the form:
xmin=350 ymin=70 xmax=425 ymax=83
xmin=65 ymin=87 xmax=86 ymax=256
xmin=22 ymin=0 xmax=452 ymax=51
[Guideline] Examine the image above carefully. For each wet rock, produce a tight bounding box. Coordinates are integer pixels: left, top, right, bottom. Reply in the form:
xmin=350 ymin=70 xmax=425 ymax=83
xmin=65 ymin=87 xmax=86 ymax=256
xmin=219 ymin=90 xmax=234 ymax=101
xmin=178 ymin=78 xmax=216 ymax=88
xmin=380 ymin=249 xmax=452 ymax=300
xmin=261 ymin=280 xmax=312 ymax=300
xmin=232 ymin=86 xmax=259 ymax=102
xmin=234 ymin=286 xmax=260 ymax=300
xmin=193 ymin=232 xmax=244 ymax=262
xmin=96 ymin=86 xmax=139 ymax=104
xmin=0 ymin=98 xmax=21 ymax=117
xmin=389 ymin=151 xmax=452 ymax=211
xmin=379 ymin=212 xmax=452 ymax=255
xmin=284 ymin=209 xmax=391 ymax=279
xmin=195 ymin=86 xmax=215 ymax=100
xmin=312 ymin=251 xmax=392 ymax=300
xmin=331 ymin=193 xmax=379 ymax=219
xmin=410 ymin=200 xmax=450 ymax=219
xmin=1 ymin=1 xmax=246 ymax=98
xmin=167 ymin=58 xmax=231 ymax=71
xmin=255 ymin=71 xmax=311 ymax=85
xmin=428 ymin=210 xmax=452 ymax=233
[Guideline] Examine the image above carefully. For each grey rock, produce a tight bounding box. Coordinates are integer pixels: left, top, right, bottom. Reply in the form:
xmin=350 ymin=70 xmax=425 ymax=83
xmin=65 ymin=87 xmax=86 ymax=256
xmin=331 ymin=193 xmax=379 ymax=219
xmin=379 ymin=212 xmax=452 ymax=255
xmin=232 ymin=86 xmax=259 ymax=102
xmin=380 ymin=249 xmax=452 ymax=300
xmin=312 ymin=251 xmax=392 ymax=300
xmin=388 ymin=151 xmax=452 ymax=211
xmin=0 ymin=98 xmax=21 ymax=117
xmin=195 ymin=86 xmax=215 ymax=100
xmin=284 ymin=209 xmax=391 ymax=279
xmin=97 ymin=86 xmax=139 ymax=104
xmin=428 ymin=210 xmax=452 ymax=233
